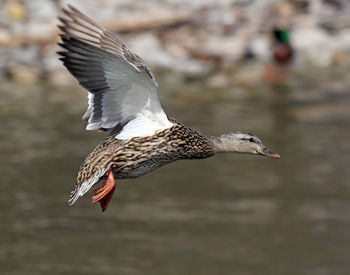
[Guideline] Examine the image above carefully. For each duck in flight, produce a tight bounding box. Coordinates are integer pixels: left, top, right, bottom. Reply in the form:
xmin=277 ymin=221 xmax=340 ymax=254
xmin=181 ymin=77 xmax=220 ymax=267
xmin=58 ymin=5 xmax=280 ymax=212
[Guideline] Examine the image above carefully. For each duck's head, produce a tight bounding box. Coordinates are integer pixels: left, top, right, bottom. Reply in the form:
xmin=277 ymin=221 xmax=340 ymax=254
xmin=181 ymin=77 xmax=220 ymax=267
xmin=212 ymin=131 xmax=280 ymax=159
xmin=272 ymin=29 xmax=293 ymax=64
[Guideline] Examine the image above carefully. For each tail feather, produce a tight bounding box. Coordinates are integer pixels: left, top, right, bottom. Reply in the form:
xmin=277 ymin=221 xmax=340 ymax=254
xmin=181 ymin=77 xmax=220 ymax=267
xmin=68 ymin=169 xmax=108 ymax=206
xmin=68 ymin=186 xmax=81 ymax=206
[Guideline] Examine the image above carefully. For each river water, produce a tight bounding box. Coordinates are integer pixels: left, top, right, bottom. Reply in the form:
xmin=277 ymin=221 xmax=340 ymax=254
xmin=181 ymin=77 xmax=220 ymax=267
xmin=1 ymin=67 xmax=350 ymax=274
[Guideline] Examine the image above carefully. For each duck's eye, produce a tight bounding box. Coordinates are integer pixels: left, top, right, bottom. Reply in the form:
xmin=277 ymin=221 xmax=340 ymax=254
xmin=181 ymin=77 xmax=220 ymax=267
xmin=249 ymin=138 xmax=254 ymax=143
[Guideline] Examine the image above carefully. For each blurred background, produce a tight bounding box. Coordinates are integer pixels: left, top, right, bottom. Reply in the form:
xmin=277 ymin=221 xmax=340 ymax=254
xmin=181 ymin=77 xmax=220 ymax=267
xmin=1 ymin=0 xmax=350 ymax=274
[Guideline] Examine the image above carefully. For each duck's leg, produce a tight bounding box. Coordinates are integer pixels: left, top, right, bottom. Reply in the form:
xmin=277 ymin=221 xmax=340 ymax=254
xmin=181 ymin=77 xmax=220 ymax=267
xmin=264 ymin=64 xmax=276 ymax=84
xmin=92 ymin=169 xmax=116 ymax=212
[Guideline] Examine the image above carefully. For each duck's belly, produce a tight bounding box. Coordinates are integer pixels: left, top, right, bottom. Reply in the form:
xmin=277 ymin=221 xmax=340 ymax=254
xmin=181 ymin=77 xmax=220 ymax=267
xmin=113 ymin=157 xmax=176 ymax=179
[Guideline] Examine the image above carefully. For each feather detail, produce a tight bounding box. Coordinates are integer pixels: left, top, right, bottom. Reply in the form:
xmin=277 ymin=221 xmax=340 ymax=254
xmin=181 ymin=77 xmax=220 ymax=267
xmin=68 ymin=169 xmax=108 ymax=205
xmin=57 ymin=5 xmax=172 ymax=136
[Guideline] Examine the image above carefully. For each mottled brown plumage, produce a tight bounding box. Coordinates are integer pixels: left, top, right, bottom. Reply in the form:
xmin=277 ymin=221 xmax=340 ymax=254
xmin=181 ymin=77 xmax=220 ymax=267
xmin=77 ymin=120 xmax=214 ymax=185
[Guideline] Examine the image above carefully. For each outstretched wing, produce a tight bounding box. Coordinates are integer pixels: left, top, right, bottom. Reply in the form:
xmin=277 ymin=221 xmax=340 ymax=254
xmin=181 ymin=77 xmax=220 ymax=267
xmin=57 ymin=5 xmax=173 ymax=139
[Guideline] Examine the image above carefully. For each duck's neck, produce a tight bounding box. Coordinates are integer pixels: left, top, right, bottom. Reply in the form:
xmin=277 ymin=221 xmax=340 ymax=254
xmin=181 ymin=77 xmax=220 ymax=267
xmin=209 ymin=134 xmax=242 ymax=153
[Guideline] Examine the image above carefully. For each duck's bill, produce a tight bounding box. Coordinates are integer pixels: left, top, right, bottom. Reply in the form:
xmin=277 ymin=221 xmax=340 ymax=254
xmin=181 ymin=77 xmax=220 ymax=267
xmin=257 ymin=146 xmax=281 ymax=159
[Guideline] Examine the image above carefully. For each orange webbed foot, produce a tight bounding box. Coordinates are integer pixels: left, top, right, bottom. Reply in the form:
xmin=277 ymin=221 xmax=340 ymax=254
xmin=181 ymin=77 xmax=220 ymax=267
xmin=92 ymin=170 xmax=116 ymax=212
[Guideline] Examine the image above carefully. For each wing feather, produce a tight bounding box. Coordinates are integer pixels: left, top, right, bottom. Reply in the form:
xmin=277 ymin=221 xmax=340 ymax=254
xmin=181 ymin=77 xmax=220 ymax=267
xmin=58 ymin=5 xmax=172 ymax=137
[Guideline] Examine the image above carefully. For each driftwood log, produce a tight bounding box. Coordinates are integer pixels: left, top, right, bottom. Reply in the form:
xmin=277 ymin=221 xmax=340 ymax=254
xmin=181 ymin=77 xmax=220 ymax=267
xmin=0 ymin=10 xmax=190 ymax=47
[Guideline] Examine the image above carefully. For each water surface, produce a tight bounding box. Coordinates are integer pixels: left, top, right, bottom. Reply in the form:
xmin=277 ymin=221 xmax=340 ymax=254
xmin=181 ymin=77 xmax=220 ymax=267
xmin=1 ymin=68 xmax=350 ymax=274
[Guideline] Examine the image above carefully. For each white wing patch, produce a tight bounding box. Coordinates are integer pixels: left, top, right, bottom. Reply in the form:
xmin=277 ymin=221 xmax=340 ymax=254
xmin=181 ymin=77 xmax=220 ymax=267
xmin=116 ymin=106 xmax=173 ymax=140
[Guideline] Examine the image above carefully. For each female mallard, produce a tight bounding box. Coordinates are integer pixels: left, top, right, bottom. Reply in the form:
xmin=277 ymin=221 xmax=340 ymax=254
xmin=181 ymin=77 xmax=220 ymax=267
xmin=58 ymin=6 xmax=280 ymax=212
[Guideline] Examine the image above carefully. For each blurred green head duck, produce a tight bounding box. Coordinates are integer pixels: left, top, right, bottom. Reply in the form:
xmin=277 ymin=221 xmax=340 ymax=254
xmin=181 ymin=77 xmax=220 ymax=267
xmin=272 ymin=29 xmax=294 ymax=64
